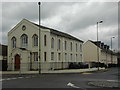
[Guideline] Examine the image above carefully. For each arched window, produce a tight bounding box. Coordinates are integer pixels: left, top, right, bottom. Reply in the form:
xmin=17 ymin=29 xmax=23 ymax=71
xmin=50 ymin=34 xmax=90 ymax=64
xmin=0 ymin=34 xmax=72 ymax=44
xmin=65 ymin=41 xmax=67 ymax=50
xmin=80 ymin=44 xmax=82 ymax=52
xmin=11 ymin=37 xmax=16 ymax=48
xmin=70 ymin=42 xmax=72 ymax=51
xmin=58 ymin=39 xmax=61 ymax=50
xmin=21 ymin=34 xmax=28 ymax=48
xmin=44 ymin=35 xmax=47 ymax=46
xmin=32 ymin=34 xmax=38 ymax=46
xmin=76 ymin=43 xmax=77 ymax=52
xmin=51 ymin=38 xmax=54 ymax=48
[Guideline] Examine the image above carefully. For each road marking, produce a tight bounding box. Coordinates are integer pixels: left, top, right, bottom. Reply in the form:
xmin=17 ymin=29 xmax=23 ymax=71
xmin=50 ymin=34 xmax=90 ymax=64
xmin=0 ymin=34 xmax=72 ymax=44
xmin=11 ymin=78 xmax=17 ymax=80
xmin=107 ymin=80 xmax=118 ymax=82
xmin=67 ymin=82 xmax=86 ymax=90
xmin=0 ymin=77 xmax=24 ymax=81
xmin=81 ymin=72 xmax=93 ymax=74
xmin=0 ymin=75 xmax=39 ymax=82
xmin=18 ymin=77 xmax=24 ymax=79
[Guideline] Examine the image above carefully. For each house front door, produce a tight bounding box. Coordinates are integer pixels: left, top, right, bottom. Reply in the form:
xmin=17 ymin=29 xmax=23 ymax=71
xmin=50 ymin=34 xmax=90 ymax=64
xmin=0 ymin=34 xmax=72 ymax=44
xmin=15 ymin=54 xmax=20 ymax=70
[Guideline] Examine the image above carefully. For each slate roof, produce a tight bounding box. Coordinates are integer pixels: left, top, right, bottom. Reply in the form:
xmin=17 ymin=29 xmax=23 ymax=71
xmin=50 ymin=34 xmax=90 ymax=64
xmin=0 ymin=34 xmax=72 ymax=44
xmin=29 ymin=20 xmax=84 ymax=43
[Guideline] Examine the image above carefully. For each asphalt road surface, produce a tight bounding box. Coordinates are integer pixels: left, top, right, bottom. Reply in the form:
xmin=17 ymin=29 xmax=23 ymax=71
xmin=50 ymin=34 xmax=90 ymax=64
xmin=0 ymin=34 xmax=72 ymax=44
xmin=1 ymin=68 xmax=120 ymax=90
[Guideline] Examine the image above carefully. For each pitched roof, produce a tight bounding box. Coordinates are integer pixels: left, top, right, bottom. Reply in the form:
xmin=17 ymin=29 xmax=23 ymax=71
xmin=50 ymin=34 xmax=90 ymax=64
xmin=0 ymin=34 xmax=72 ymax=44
xmin=0 ymin=44 xmax=7 ymax=56
xmin=88 ymin=40 xmax=115 ymax=54
xmin=26 ymin=19 xmax=84 ymax=43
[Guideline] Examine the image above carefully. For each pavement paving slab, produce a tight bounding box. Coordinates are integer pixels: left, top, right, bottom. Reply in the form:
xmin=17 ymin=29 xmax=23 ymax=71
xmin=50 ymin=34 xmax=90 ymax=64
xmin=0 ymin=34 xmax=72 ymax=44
xmin=88 ymin=81 xmax=120 ymax=88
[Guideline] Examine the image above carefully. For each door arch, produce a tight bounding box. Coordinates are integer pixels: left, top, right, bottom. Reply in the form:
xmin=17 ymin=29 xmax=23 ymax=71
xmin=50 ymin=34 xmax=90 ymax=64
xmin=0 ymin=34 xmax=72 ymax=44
xmin=14 ymin=54 xmax=20 ymax=70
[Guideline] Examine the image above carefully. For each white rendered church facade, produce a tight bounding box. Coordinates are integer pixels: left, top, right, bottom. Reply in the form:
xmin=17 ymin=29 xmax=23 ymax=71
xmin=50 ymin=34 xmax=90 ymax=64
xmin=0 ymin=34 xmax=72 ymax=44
xmin=7 ymin=19 xmax=84 ymax=72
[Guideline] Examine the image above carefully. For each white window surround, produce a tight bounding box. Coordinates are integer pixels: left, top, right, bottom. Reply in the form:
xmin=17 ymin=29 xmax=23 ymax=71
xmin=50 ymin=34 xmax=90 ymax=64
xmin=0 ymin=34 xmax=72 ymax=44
xmin=51 ymin=52 xmax=54 ymax=60
xmin=51 ymin=38 xmax=54 ymax=49
xmin=11 ymin=37 xmax=16 ymax=48
xmin=21 ymin=34 xmax=28 ymax=48
xmin=33 ymin=34 xmax=38 ymax=46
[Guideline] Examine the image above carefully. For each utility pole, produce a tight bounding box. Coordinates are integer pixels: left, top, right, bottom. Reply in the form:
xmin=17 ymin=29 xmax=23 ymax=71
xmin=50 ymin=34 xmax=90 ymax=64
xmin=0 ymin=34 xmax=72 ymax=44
xmin=38 ymin=2 xmax=41 ymax=74
xmin=96 ymin=20 xmax=103 ymax=71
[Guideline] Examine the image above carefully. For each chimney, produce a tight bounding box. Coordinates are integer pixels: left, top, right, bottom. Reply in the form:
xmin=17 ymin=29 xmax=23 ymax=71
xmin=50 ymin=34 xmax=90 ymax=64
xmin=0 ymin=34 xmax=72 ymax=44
xmin=104 ymin=45 xmax=107 ymax=50
xmin=107 ymin=45 xmax=109 ymax=50
xmin=101 ymin=43 xmax=104 ymax=49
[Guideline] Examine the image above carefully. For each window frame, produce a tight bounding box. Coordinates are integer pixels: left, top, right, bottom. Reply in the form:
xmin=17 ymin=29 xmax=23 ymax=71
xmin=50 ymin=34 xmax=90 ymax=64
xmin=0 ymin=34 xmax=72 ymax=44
xmin=44 ymin=35 xmax=47 ymax=46
xmin=51 ymin=52 xmax=54 ymax=61
xmin=11 ymin=37 xmax=16 ymax=48
xmin=32 ymin=34 xmax=38 ymax=46
xmin=21 ymin=34 xmax=28 ymax=48
xmin=51 ymin=38 xmax=54 ymax=49
xmin=33 ymin=52 xmax=38 ymax=61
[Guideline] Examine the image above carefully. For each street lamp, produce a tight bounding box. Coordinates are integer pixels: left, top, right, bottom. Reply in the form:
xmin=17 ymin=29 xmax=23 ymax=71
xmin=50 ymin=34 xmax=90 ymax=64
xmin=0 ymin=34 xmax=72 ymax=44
xmin=111 ymin=36 xmax=115 ymax=64
xmin=97 ymin=20 xmax=103 ymax=71
xmin=38 ymin=2 xmax=41 ymax=74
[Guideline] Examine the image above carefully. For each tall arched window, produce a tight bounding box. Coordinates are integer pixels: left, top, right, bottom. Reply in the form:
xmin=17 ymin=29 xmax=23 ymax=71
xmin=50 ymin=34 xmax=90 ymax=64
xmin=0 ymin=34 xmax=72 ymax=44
xmin=70 ymin=42 xmax=72 ymax=51
xmin=32 ymin=34 xmax=38 ymax=46
xmin=51 ymin=38 xmax=54 ymax=48
xmin=21 ymin=34 xmax=28 ymax=48
xmin=11 ymin=37 xmax=16 ymax=48
xmin=65 ymin=41 xmax=67 ymax=50
xmin=44 ymin=35 xmax=47 ymax=46
xmin=80 ymin=44 xmax=82 ymax=52
xmin=58 ymin=39 xmax=61 ymax=50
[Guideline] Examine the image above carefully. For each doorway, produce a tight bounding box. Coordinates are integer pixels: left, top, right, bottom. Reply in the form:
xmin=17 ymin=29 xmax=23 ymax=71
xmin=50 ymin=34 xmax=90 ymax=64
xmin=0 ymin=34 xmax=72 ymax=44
xmin=14 ymin=54 xmax=20 ymax=70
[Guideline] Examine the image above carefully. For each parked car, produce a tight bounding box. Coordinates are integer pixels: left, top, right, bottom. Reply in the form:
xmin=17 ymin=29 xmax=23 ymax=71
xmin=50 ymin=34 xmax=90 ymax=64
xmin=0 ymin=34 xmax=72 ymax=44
xmin=69 ymin=62 xmax=80 ymax=69
xmin=69 ymin=62 xmax=88 ymax=69
xmin=78 ymin=62 xmax=88 ymax=69
xmin=90 ymin=62 xmax=107 ymax=68
xmin=95 ymin=62 xmax=107 ymax=68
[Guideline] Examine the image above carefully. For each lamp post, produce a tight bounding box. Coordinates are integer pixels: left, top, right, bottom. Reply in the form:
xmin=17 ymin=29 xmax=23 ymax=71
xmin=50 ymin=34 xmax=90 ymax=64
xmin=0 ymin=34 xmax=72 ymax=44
xmin=38 ymin=2 xmax=41 ymax=74
xmin=111 ymin=36 xmax=115 ymax=64
xmin=97 ymin=20 xmax=103 ymax=71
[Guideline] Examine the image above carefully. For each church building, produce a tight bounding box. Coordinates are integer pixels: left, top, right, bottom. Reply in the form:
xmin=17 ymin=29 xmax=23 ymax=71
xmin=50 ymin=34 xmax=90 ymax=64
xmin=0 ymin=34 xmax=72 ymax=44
xmin=7 ymin=19 xmax=84 ymax=72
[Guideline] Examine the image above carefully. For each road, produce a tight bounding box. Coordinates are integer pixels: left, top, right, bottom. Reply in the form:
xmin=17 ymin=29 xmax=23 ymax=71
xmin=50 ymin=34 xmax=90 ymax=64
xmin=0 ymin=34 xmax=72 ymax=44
xmin=1 ymin=68 xmax=120 ymax=90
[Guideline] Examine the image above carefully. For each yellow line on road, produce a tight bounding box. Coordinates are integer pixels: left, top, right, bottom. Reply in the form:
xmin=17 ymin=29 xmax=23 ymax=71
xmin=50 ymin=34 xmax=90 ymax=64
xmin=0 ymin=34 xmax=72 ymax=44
xmin=81 ymin=72 xmax=93 ymax=74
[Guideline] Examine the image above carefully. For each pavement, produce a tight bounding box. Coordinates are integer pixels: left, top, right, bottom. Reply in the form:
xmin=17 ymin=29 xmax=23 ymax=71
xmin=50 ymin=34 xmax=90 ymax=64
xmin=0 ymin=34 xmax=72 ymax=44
xmin=1 ymin=67 xmax=106 ymax=75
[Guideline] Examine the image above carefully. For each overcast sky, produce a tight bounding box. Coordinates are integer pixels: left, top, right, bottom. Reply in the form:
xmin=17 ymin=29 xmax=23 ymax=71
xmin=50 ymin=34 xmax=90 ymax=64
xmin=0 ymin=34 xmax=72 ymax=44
xmin=1 ymin=1 xmax=119 ymax=50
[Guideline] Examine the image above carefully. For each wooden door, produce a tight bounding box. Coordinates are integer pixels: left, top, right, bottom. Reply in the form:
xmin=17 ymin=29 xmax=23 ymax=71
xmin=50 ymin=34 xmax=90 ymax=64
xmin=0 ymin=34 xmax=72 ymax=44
xmin=15 ymin=54 xmax=20 ymax=70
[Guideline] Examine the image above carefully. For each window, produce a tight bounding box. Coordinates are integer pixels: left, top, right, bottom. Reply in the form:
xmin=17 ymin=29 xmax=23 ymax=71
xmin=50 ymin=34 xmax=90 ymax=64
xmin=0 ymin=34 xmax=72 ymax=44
xmin=65 ymin=41 xmax=67 ymax=50
xmin=70 ymin=42 xmax=72 ymax=51
xmin=65 ymin=53 xmax=67 ymax=61
xmin=33 ymin=52 xmax=38 ymax=61
xmin=58 ymin=53 xmax=61 ymax=61
xmin=80 ymin=44 xmax=82 ymax=52
xmin=80 ymin=54 xmax=82 ymax=61
xmin=51 ymin=38 xmax=54 ymax=48
xmin=76 ymin=54 xmax=78 ymax=61
xmin=70 ymin=54 xmax=72 ymax=61
xmin=44 ymin=52 xmax=47 ymax=61
xmin=76 ymin=43 xmax=77 ymax=52
xmin=33 ymin=34 xmax=38 ymax=46
xmin=51 ymin=52 xmax=54 ymax=60
xmin=21 ymin=34 xmax=28 ymax=48
xmin=44 ymin=35 xmax=47 ymax=46
xmin=58 ymin=39 xmax=61 ymax=50
xmin=11 ymin=37 xmax=16 ymax=48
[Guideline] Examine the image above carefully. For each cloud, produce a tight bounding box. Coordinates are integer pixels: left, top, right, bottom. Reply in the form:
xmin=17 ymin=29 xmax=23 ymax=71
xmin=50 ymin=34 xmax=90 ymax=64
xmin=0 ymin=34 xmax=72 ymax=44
xmin=1 ymin=2 xmax=118 ymax=50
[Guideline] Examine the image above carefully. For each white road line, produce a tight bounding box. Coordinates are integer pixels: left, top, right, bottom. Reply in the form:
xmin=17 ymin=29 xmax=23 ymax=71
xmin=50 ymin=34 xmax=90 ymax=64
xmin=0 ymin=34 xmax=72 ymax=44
xmin=25 ymin=77 xmax=30 ymax=78
xmin=107 ymin=80 xmax=118 ymax=82
xmin=11 ymin=78 xmax=17 ymax=80
xmin=0 ymin=79 xmax=5 ymax=81
xmin=67 ymin=82 xmax=86 ymax=90
xmin=6 ymin=78 xmax=11 ymax=80
xmin=18 ymin=77 xmax=24 ymax=79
